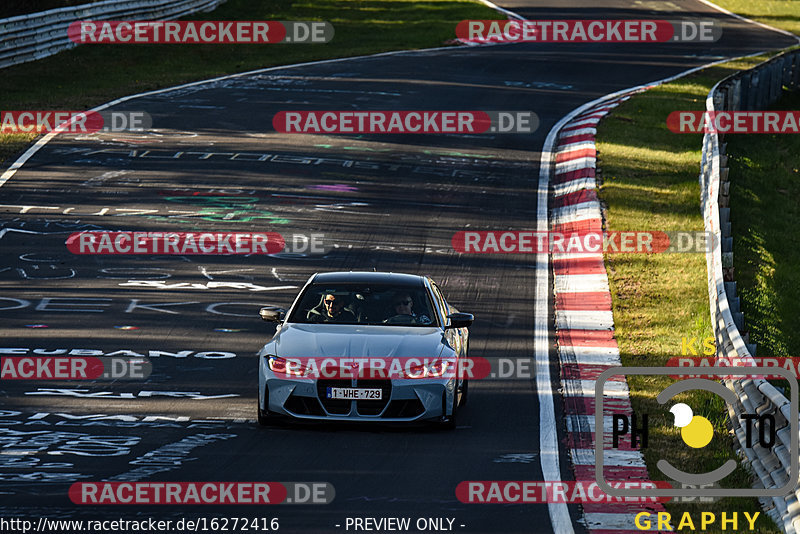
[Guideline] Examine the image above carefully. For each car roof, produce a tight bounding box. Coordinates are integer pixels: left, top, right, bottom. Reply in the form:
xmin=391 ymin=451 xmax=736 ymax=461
xmin=310 ymin=271 xmax=427 ymax=287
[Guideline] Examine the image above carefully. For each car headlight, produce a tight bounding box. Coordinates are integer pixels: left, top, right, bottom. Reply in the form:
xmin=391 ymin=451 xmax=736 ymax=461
xmin=266 ymin=356 xmax=310 ymax=378
xmin=403 ymin=359 xmax=452 ymax=379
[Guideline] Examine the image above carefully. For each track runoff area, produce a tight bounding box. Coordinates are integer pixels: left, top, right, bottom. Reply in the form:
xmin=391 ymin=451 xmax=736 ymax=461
xmin=0 ymin=1 xmax=796 ymax=534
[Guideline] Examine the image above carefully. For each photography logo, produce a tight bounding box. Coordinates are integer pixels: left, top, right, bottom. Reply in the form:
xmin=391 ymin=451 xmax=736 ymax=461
xmin=595 ymin=367 xmax=798 ymax=497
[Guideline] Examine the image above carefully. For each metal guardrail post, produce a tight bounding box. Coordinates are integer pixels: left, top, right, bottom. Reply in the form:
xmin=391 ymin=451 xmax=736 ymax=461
xmin=0 ymin=0 xmax=226 ymax=70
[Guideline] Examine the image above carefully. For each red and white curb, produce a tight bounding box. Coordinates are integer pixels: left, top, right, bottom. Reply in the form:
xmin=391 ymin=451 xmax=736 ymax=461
xmin=550 ymin=94 xmax=667 ymax=533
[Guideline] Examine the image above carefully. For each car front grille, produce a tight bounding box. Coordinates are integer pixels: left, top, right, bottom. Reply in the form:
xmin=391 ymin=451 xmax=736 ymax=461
xmin=315 ymin=379 xmax=393 ymax=416
xmin=316 ymin=379 xmax=352 ymax=415
xmin=355 ymin=379 xmax=391 ymax=415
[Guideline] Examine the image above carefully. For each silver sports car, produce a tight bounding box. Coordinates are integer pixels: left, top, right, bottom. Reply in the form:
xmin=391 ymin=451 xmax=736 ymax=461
xmin=256 ymin=271 xmax=473 ymax=428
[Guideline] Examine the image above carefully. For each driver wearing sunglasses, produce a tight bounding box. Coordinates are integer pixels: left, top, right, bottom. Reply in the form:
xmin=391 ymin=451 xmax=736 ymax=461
xmin=384 ymin=292 xmax=432 ymax=325
xmin=314 ymin=292 xmax=356 ymax=323
xmin=393 ymin=295 xmax=414 ymax=315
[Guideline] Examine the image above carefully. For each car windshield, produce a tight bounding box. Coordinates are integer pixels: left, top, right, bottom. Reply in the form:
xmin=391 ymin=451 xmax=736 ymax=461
xmin=288 ymin=283 xmax=438 ymax=327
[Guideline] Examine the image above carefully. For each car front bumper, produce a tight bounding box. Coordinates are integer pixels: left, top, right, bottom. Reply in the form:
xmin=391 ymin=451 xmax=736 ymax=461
xmin=259 ymin=373 xmax=456 ymax=422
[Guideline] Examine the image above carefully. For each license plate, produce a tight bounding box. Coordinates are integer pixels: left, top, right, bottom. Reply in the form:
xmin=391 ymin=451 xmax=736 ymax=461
xmin=326 ymin=387 xmax=382 ymax=400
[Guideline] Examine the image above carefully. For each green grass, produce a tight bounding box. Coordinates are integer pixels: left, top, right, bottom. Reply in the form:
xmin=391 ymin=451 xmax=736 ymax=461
xmin=706 ymin=0 xmax=800 ymax=36
xmin=595 ymin=54 xmax=782 ymax=533
xmin=0 ymin=0 xmax=496 ymax=167
xmin=728 ymin=90 xmax=800 ymax=357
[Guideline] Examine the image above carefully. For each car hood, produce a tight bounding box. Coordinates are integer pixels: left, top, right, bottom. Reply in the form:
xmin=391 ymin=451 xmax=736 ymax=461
xmin=272 ymin=324 xmax=448 ymax=359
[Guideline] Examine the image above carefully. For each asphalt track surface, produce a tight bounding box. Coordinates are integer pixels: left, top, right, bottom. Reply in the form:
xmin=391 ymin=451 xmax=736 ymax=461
xmin=0 ymin=1 xmax=795 ymax=532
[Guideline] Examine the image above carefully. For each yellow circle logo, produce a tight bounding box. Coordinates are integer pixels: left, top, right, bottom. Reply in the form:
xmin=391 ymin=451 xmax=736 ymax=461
xmin=680 ymin=416 xmax=714 ymax=448
xmin=670 ymin=403 xmax=713 ymax=448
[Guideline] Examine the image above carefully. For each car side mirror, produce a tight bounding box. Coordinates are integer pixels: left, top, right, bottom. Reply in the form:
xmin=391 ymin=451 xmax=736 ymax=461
xmin=445 ymin=312 xmax=473 ymax=329
xmin=259 ymin=307 xmax=286 ymax=323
